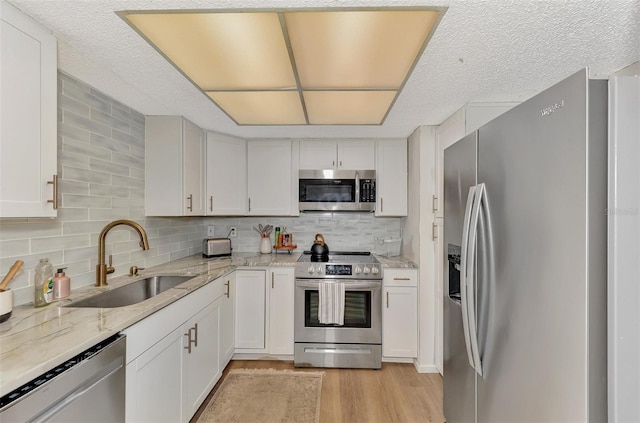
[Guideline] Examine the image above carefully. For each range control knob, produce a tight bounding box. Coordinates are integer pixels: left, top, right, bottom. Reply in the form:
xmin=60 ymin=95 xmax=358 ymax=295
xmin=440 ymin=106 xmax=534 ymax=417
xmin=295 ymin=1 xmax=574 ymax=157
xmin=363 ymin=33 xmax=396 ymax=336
xmin=363 ymin=266 xmax=371 ymax=274
xmin=354 ymin=266 xmax=363 ymax=274
xmin=308 ymin=265 xmax=315 ymax=274
xmin=371 ymin=267 xmax=380 ymax=274
xmin=317 ymin=266 xmax=324 ymax=274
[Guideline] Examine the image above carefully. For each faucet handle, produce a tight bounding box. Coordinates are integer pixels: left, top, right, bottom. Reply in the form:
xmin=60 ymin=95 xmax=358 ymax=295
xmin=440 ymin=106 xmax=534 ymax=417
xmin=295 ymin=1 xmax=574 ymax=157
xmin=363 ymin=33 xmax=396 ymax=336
xmin=106 ymin=254 xmax=115 ymax=275
xmin=129 ymin=266 xmax=145 ymax=277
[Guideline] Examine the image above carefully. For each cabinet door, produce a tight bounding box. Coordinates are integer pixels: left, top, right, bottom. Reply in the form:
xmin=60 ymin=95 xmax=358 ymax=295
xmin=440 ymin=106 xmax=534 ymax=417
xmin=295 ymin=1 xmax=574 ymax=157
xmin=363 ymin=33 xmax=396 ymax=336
xmin=183 ymin=119 xmax=205 ymax=215
xmin=247 ymin=140 xmax=292 ymax=215
xmin=126 ymin=327 xmax=184 ymax=422
xmin=338 ymin=140 xmax=375 ymax=169
xmin=0 ymin=1 xmax=57 ymax=218
xmin=375 ymin=139 xmax=407 ymax=216
xmin=206 ymin=132 xmax=247 ymax=215
xmin=183 ymin=299 xmax=222 ymax=421
xmin=269 ymin=268 xmax=295 ymax=355
xmin=299 ymin=140 xmax=337 ymax=169
xmin=220 ymin=272 xmax=236 ymax=366
xmin=235 ymin=270 xmax=266 ymax=349
xmin=383 ymin=287 xmax=418 ymax=358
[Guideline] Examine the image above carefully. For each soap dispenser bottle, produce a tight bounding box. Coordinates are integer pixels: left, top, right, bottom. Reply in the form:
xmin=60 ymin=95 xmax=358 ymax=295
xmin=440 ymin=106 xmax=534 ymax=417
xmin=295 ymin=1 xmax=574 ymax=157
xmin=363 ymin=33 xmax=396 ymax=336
xmin=53 ymin=267 xmax=70 ymax=300
xmin=34 ymin=258 xmax=53 ymax=307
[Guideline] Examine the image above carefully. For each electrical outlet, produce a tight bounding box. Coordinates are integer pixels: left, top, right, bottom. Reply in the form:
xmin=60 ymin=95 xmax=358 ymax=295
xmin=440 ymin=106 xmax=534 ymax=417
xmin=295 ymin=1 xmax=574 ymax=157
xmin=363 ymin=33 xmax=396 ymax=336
xmin=207 ymin=225 xmax=215 ymax=237
xmin=229 ymin=227 xmax=237 ymax=238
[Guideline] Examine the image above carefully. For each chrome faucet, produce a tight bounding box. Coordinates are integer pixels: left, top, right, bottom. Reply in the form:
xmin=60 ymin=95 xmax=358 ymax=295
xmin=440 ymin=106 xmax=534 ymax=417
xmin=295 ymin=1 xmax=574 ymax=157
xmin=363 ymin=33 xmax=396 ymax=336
xmin=96 ymin=220 xmax=150 ymax=287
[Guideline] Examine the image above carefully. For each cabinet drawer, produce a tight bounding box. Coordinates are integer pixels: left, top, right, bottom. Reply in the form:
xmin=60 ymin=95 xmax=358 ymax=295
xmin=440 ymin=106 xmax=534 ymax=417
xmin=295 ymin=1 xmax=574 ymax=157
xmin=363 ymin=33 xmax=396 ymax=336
xmin=382 ymin=268 xmax=417 ymax=287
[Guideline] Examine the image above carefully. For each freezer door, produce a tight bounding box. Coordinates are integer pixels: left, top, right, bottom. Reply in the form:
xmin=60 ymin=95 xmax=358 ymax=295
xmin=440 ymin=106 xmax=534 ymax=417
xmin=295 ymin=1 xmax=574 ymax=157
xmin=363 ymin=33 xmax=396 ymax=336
xmin=475 ymin=69 xmax=607 ymax=422
xmin=443 ymin=132 xmax=478 ymax=423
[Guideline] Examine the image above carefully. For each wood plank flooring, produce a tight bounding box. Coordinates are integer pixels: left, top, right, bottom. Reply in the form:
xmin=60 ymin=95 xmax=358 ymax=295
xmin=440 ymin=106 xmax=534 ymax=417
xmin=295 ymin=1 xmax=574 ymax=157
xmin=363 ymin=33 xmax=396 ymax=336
xmin=193 ymin=360 xmax=445 ymax=423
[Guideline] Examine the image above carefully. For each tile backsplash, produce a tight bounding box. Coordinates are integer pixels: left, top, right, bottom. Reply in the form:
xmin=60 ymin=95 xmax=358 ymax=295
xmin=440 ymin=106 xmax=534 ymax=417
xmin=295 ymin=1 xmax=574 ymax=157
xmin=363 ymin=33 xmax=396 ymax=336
xmin=0 ymin=71 xmax=402 ymax=306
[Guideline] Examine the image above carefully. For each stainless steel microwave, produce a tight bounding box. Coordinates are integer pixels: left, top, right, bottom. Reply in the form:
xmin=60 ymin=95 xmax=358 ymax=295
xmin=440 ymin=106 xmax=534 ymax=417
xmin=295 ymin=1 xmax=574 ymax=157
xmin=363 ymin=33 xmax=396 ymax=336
xmin=298 ymin=170 xmax=376 ymax=212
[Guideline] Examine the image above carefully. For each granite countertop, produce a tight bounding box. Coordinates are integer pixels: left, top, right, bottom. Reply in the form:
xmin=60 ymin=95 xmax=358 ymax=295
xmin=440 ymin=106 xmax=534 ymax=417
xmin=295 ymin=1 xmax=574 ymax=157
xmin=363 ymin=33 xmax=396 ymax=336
xmin=0 ymin=252 xmax=300 ymax=398
xmin=0 ymin=251 xmax=414 ymax=397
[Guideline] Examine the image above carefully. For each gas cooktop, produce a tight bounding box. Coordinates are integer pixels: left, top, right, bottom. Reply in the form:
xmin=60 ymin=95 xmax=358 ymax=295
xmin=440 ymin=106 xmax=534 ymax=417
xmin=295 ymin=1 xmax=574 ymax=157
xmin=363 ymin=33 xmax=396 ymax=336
xmin=295 ymin=251 xmax=382 ymax=279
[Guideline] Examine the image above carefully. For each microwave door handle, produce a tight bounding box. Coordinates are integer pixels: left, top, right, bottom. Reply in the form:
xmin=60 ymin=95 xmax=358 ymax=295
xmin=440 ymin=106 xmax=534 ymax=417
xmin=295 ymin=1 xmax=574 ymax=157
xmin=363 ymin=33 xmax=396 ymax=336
xmin=355 ymin=171 xmax=360 ymax=207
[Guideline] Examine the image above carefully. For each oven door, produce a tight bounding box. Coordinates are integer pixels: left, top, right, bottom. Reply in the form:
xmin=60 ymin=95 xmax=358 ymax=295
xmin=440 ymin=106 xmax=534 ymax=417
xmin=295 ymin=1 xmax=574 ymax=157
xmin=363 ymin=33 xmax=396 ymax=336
xmin=294 ymin=279 xmax=381 ymax=344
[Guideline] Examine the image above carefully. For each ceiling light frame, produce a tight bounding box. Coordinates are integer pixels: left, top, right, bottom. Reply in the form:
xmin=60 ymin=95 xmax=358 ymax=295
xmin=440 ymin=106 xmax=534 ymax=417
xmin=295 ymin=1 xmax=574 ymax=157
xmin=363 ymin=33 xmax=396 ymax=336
xmin=118 ymin=7 xmax=447 ymax=126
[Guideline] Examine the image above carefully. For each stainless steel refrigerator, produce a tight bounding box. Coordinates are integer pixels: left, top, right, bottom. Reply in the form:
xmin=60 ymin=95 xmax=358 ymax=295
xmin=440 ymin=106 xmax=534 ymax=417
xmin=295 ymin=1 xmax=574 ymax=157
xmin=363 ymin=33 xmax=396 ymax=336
xmin=443 ymin=68 xmax=608 ymax=422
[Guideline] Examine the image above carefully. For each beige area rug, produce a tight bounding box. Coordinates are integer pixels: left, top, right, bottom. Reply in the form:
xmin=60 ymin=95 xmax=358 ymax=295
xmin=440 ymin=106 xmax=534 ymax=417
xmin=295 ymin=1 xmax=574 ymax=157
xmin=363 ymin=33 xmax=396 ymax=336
xmin=197 ymin=369 xmax=323 ymax=423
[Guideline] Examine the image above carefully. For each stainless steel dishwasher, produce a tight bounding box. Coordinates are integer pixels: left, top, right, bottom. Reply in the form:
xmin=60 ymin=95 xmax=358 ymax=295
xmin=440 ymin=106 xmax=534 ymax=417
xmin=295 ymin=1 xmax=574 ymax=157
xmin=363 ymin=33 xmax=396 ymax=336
xmin=0 ymin=334 xmax=125 ymax=422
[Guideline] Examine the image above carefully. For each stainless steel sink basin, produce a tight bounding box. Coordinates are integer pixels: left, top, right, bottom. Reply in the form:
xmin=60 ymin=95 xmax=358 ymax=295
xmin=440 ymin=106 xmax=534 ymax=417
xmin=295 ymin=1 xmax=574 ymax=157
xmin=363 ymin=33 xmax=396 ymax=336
xmin=67 ymin=275 xmax=193 ymax=308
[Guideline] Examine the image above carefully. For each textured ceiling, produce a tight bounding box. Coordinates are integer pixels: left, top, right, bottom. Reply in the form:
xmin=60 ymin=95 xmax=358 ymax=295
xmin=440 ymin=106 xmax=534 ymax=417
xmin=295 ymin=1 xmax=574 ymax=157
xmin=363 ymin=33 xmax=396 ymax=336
xmin=7 ymin=0 xmax=640 ymax=139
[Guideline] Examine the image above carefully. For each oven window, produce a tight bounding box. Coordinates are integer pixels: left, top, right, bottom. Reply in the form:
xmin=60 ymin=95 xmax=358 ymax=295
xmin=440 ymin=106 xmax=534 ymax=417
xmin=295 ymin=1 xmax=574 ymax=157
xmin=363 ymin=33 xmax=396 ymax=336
xmin=304 ymin=290 xmax=371 ymax=327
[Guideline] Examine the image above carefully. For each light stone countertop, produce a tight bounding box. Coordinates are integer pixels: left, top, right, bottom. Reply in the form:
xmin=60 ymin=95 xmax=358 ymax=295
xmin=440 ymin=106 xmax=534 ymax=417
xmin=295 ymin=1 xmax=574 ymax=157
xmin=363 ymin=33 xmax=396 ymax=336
xmin=0 ymin=251 xmax=414 ymax=397
xmin=0 ymin=252 xmax=300 ymax=398
xmin=374 ymin=254 xmax=418 ymax=269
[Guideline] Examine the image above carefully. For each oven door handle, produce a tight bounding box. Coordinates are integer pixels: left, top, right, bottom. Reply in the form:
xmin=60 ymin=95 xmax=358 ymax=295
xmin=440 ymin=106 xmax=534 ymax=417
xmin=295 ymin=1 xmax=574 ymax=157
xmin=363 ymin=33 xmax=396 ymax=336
xmin=295 ymin=280 xmax=381 ymax=290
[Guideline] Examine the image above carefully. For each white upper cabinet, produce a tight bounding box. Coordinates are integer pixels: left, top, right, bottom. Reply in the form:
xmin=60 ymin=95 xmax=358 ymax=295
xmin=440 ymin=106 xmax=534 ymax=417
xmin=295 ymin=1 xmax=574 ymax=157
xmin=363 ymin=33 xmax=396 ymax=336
xmin=375 ymin=139 xmax=407 ymax=216
xmin=205 ymin=132 xmax=246 ymax=215
xmin=299 ymin=139 xmax=375 ymax=170
xmin=145 ymin=116 xmax=205 ymax=216
xmin=247 ymin=139 xmax=293 ymax=215
xmin=0 ymin=1 xmax=57 ymax=218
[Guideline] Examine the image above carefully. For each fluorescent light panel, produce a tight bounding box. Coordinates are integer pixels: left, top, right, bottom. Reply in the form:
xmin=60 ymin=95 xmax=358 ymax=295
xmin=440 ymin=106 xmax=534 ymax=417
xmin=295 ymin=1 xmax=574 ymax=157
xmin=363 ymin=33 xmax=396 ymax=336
xmin=122 ymin=8 xmax=442 ymax=125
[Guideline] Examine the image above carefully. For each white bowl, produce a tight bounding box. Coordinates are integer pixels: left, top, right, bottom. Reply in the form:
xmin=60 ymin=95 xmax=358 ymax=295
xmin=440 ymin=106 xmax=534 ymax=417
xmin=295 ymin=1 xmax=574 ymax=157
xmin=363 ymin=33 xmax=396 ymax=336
xmin=0 ymin=289 xmax=13 ymax=323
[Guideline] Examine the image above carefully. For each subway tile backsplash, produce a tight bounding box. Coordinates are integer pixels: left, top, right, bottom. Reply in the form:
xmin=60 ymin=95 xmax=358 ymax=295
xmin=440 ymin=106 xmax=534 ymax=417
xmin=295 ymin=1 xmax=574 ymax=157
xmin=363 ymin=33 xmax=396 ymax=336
xmin=0 ymin=71 xmax=402 ymax=306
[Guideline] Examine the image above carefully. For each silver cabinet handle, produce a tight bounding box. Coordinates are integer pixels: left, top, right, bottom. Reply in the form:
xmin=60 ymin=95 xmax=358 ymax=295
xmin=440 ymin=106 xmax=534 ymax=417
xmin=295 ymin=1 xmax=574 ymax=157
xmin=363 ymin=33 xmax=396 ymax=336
xmin=225 ymin=280 xmax=230 ymax=298
xmin=386 ymin=291 xmax=389 ymax=308
xmin=187 ymin=194 xmax=193 ymax=212
xmin=393 ymin=277 xmax=411 ymax=281
xmin=184 ymin=329 xmax=193 ymax=354
xmin=47 ymin=174 xmax=58 ymax=209
xmin=193 ymin=323 xmax=198 ymax=347
xmin=184 ymin=323 xmax=198 ymax=353
xmin=432 ymin=194 xmax=438 ymax=213
xmin=272 ymin=272 xmax=275 ymax=289
xmin=381 ymin=197 xmax=384 ymax=213
xmin=209 ymin=195 xmax=213 ymax=212
xmin=432 ymin=222 xmax=438 ymax=241
xmin=248 ymin=197 xmax=251 ymax=212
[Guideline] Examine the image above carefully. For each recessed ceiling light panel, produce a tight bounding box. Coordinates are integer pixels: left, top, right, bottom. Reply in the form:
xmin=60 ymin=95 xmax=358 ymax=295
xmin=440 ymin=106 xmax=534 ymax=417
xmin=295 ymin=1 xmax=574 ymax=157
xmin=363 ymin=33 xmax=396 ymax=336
xmin=120 ymin=7 xmax=445 ymax=126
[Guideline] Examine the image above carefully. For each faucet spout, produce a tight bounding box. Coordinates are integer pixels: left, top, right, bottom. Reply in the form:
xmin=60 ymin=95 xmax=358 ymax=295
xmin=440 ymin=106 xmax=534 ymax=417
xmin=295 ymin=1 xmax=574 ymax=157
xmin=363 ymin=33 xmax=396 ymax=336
xmin=96 ymin=219 xmax=150 ymax=287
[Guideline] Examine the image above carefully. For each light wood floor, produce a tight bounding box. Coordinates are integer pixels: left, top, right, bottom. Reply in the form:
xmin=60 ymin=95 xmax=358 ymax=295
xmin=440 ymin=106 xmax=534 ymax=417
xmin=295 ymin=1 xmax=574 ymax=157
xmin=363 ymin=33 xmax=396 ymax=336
xmin=193 ymin=360 xmax=445 ymax=423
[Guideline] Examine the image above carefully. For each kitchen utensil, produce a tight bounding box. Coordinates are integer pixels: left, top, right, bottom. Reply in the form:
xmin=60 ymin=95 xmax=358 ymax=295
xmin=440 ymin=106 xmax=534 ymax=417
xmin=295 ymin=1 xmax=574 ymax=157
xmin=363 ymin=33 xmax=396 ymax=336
xmin=0 ymin=260 xmax=24 ymax=291
xmin=310 ymin=233 xmax=329 ymax=261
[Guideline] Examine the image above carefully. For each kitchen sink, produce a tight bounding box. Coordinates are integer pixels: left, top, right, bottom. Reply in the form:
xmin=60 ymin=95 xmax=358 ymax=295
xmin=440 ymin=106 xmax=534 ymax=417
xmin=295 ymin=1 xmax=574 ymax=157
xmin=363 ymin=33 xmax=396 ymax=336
xmin=66 ymin=275 xmax=193 ymax=308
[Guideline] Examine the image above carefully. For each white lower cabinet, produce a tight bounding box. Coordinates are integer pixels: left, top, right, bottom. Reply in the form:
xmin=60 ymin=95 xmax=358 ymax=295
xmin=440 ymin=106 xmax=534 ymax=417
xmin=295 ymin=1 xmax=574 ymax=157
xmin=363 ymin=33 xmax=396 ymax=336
xmin=220 ymin=272 xmax=236 ymax=366
xmin=182 ymin=298 xmax=222 ymax=421
xmin=268 ymin=267 xmax=295 ymax=355
xmin=125 ymin=326 xmax=184 ymax=422
xmin=124 ymin=276 xmax=226 ymax=422
xmin=382 ymin=268 xmax=418 ymax=358
xmin=234 ymin=270 xmax=266 ymax=350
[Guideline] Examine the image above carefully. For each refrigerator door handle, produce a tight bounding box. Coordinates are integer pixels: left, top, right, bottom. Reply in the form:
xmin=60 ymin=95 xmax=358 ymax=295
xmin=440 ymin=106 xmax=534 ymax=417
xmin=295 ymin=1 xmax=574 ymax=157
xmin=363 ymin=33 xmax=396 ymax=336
xmin=460 ymin=185 xmax=477 ymax=370
xmin=466 ymin=183 xmax=486 ymax=376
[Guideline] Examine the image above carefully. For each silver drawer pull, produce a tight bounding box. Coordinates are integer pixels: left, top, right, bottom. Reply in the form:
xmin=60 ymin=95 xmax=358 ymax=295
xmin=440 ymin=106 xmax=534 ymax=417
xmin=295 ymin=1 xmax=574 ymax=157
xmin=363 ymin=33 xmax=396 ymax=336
xmin=304 ymin=347 xmax=372 ymax=355
xmin=393 ymin=277 xmax=411 ymax=281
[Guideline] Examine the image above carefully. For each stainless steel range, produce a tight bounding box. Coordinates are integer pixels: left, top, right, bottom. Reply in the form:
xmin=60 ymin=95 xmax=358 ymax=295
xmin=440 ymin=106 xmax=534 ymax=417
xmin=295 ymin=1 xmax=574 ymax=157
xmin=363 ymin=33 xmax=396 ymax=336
xmin=294 ymin=251 xmax=382 ymax=369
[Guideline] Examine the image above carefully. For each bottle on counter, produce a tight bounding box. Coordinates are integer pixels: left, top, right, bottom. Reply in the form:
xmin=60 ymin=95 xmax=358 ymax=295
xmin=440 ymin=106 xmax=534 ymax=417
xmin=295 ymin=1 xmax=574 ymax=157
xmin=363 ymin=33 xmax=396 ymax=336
xmin=274 ymin=227 xmax=281 ymax=247
xmin=53 ymin=267 xmax=71 ymax=300
xmin=34 ymin=258 xmax=54 ymax=307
